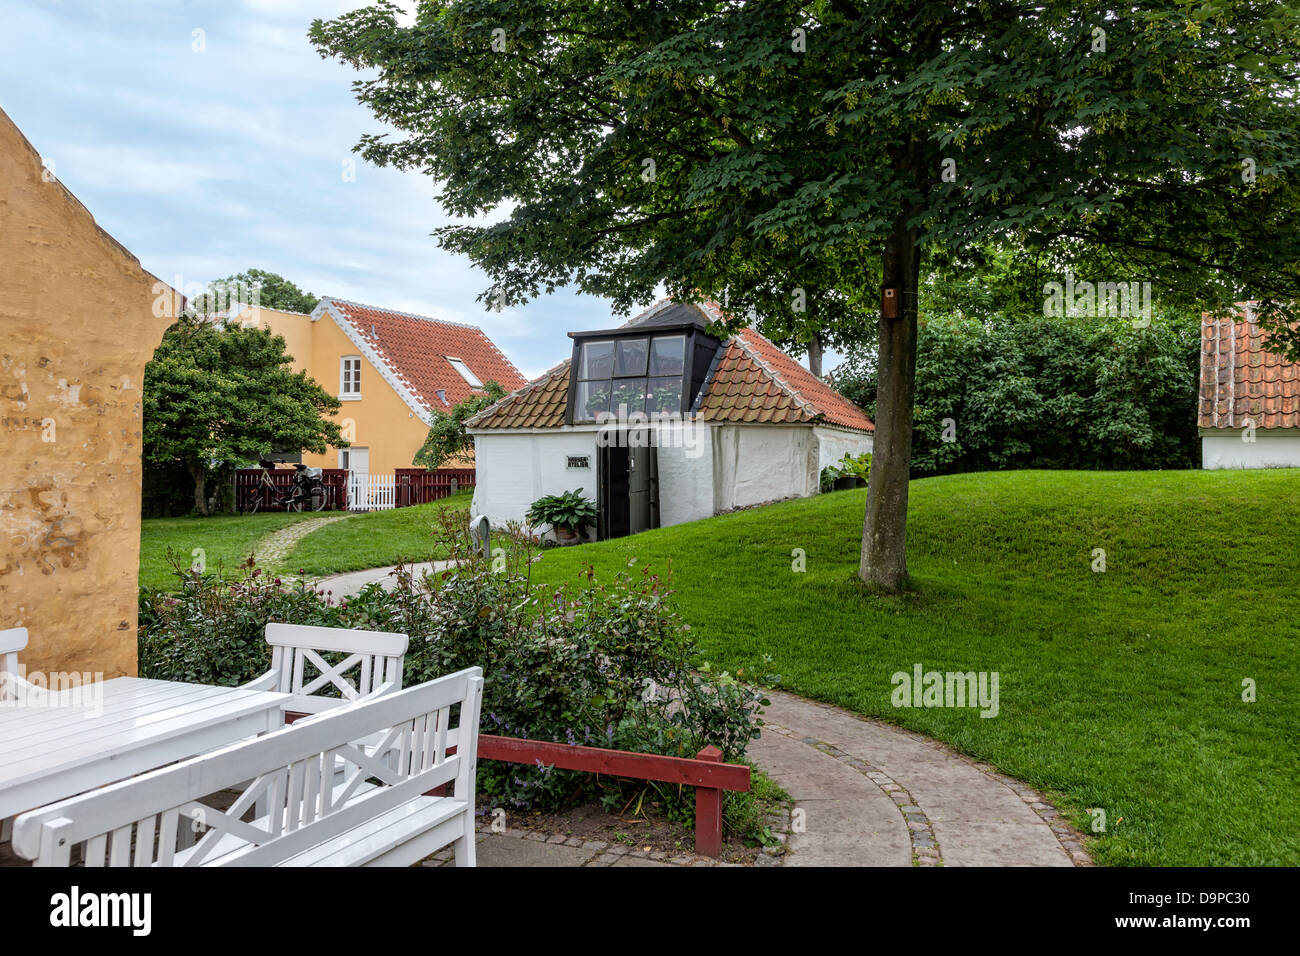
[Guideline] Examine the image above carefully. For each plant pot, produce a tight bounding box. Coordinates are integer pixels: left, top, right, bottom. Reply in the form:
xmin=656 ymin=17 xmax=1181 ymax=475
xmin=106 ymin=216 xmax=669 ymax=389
xmin=834 ymin=476 xmax=861 ymax=491
xmin=554 ymin=526 xmax=582 ymax=545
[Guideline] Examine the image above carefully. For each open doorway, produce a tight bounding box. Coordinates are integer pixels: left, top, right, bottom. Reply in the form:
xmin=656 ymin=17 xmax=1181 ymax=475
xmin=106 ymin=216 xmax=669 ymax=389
xmin=597 ymin=431 xmax=659 ymax=539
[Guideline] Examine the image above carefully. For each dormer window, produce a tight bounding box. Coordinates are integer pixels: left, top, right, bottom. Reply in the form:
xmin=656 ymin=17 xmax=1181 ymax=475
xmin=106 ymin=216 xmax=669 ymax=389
xmin=445 ymin=356 xmax=482 ymax=388
xmin=573 ymin=334 xmax=686 ymax=421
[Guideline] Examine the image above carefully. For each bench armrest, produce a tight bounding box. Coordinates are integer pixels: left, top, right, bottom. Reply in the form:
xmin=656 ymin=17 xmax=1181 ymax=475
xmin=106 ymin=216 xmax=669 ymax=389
xmin=242 ymin=670 xmax=280 ymax=693
xmin=366 ymin=679 xmax=402 ymax=700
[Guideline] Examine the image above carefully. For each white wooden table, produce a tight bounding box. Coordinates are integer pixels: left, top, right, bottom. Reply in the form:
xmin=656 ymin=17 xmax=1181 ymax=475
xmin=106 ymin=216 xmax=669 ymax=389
xmin=0 ymin=677 xmax=290 ymax=821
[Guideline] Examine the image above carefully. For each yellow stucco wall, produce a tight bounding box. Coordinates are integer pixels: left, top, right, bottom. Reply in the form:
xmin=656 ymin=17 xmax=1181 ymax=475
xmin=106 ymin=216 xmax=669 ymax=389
xmin=0 ymin=108 xmax=175 ymax=679
xmin=243 ymin=307 xmax=313 ymax=377
xmin=239 ymin=306 xmax=431 ymax=475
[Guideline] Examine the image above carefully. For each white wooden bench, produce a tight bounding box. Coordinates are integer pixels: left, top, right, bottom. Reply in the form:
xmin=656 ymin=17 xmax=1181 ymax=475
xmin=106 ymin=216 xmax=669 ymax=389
xmin=11 ymin=666 xmax=483 ymax=867
xmin=243 ymin=622 xmax=409 ymax=715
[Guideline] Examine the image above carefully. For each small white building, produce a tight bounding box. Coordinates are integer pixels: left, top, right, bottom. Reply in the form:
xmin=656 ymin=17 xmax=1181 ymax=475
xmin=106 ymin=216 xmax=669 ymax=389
xmin=467 ymin=300 xmax=874 ymax=540
xmin=1200 ymin=308 xmax=1300 ymax=469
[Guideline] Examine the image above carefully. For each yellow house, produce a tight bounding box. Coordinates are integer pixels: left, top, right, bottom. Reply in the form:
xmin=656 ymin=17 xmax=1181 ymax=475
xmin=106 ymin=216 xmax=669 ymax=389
xmin=235 ymin=298 xmax=526 ymax=476
xmin=0 ymin=106 xmax=177 ymax=678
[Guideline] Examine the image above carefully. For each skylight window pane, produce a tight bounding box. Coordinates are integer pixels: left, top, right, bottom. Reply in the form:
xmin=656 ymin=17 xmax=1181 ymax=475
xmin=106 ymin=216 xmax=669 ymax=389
xmin=446 ymin=357 xmax=482 ymax=387
xmin=580 ymin=341 xmax=614 ymax=379
xmin=614 ymin=339 xmax=649 ymax=377
xmin=649 ymin=336 xmax=685 ymax=376
xmin=611 ymin=378 xmax=647 ymax=414
xmin=647 ymin=376 xmax=683 ymax=413
xmin=575 ymin=381 xmax=611 ymax=421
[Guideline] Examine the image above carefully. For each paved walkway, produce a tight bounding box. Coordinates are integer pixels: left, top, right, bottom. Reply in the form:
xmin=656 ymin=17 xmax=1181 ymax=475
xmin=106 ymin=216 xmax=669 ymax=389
xmin=420 ymin=824 xmax=743 ymax=867
xmin=749 ymin=689 xmax=1091 ymax=866
xmin=316 ymin=560 xmax=456 ymax=598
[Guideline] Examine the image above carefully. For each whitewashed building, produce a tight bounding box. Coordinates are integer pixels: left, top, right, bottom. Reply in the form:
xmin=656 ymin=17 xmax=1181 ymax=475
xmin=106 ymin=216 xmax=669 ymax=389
xmin=1199 ymin=308 xmax=1300 ymax=469
xmin=467 ymin=300 xmax=874 ymax=540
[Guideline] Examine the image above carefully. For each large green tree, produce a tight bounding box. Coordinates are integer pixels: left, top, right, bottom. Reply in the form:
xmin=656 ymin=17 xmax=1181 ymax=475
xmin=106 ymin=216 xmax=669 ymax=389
xmin=312 ymin=1 xmax=1300 ymax=590
xmin=143 ymin=316 xmax=345 ymax=514
xmin=192 ymin=269 xmax=321 ymax=317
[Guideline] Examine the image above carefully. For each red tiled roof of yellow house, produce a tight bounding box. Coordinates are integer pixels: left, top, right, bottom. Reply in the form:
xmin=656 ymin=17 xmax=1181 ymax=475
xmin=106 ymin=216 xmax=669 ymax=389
xmin=320 ymin=298 xmax=528 ymax=414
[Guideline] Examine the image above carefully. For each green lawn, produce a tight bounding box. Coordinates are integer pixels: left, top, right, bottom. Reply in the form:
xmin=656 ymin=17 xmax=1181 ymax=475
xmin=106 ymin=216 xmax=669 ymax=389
xmin=139 ymin=492 xmax=474 ymax=590
xmin=283 ymin=491 xmax=473 ymax=575
xmin=525 ymin=469 xmax=1300 ymax=867
xmin=139 ymin=511 xmax=322 ymax=590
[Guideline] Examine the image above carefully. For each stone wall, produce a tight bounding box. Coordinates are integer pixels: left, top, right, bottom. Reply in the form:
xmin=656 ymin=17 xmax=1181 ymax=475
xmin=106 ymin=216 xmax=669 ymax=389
xmin=0 ymin=107 xmax=174 ymax=679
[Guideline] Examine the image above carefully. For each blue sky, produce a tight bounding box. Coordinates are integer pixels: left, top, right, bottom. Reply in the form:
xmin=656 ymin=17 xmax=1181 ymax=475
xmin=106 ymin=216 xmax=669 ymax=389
xmin=0 ymin=0 xmax=652 ymax=378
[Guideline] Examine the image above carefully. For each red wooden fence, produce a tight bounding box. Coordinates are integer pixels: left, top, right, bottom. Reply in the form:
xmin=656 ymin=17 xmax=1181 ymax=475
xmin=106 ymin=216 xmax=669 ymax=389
xmin=394 ymin=468 xmax=476 ymax=507
xmin=234 ymin=468 xmax=349 ymax=511
xmin=233 ymin=467 xmax=474 ymax=512
xmin=477 ymin=735 xmax=750 ymax=857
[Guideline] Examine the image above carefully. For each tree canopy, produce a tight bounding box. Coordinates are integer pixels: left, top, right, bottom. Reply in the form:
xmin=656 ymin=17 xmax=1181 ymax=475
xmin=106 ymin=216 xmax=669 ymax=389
xmin=414 ymin=381 xmax=508 ymax=469
xmin=312 ymin=0 xmax=1300 ymax=588
xmin=192 ymin=268 xmax=321 ymax=317
xmin=143 ymin=316 xmax=345 ymax=514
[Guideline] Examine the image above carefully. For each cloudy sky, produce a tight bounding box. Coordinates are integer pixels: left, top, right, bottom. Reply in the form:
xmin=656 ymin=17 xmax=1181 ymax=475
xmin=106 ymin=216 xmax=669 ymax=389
xmin=0 ymin=0 xmax=654 ymax=378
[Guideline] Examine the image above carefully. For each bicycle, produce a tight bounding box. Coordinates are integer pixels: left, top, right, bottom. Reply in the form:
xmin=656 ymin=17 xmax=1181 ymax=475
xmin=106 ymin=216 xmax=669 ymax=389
xmin=238 ymin=461 xmax=328 ymax=514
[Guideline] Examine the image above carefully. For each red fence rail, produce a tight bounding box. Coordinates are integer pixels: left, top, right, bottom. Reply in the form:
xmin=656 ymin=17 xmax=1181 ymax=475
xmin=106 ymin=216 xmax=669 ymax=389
xmin=477 ymin=735 xmax=750 ymax=857
xmin=280 ymin=714 xmax=750 ymax=857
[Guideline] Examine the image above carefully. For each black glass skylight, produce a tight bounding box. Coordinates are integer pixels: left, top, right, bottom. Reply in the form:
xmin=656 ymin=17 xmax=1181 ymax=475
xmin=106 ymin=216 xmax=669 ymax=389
xmin=574 ymin=334 xmax=686 ymax=421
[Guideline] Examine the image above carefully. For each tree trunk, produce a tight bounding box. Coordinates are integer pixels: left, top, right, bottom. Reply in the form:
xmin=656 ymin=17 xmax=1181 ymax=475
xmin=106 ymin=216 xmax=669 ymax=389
xmin=807 ymin=330 xmax=824 ymax=378
xmin=190 ymin=464 xmax=209 ymax=517
xmin=859 ymin=220 xmax=921 ymax=591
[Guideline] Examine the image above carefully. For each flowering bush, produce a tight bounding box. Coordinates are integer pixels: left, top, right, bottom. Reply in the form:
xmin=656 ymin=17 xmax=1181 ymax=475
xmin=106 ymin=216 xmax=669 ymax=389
xmin=138 ymin=521 xmax=771 ymax=825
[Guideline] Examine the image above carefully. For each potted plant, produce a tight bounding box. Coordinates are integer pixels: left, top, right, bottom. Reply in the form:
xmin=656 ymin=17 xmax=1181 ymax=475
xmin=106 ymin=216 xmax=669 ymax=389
xmin=833 ymin=452 xmax=871 ymax=490
xmin=526 ymin=489 xmax=597 ymax=544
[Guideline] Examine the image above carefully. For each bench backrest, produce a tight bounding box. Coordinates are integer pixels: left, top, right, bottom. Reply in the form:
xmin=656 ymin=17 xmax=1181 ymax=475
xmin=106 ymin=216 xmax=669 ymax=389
xmin=267 ymin=622 xmax=409 ymax=714
xmin=0 ymin=627 xmax=27 ymax=701
xmin=12 ymin=666 xmax=483 ymax=867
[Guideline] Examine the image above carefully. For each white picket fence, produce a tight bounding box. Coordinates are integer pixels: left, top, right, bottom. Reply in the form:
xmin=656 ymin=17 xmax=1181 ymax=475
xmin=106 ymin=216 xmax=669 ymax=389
xmin=347 ymin=472 xmax=396 ymax=512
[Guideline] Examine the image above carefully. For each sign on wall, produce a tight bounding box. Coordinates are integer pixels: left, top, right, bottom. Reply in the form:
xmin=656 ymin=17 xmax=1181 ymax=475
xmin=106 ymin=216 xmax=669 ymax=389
xmin=567 ymin=455 xmax=590 ymax=469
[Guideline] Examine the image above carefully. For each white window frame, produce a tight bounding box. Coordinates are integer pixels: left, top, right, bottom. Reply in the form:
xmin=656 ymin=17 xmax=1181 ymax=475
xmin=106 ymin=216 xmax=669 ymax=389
xmin=340 ymin=356 xmax=362 ymax=400
xmin=445 ymin=356 xmax=483 ymax=388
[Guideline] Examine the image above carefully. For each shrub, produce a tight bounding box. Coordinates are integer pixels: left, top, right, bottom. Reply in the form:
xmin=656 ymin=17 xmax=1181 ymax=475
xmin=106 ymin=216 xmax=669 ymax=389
xmin=832 ymin=310 xmax=1201 ymax=474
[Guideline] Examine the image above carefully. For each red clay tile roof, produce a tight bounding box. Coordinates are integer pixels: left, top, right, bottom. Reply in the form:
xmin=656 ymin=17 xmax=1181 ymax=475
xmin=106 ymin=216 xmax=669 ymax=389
xmin=1199 ymin=309 xmax=1300 ymax=430
xmin=468 ymin=301 xmax=873 ymax=433
xmin=465 ymin=360 xmax=571 ymax=429
xmin=320 ymin=298 xmax=526 ymax=414
xmin=698 ymin=328 xmax=874 ymax=432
